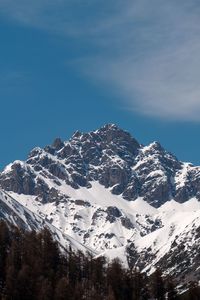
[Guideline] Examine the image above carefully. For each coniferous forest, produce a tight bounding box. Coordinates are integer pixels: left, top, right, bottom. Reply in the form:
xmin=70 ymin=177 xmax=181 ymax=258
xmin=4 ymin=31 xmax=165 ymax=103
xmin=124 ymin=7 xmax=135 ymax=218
xmin=0 ymin=220 xmax=199 ymax=300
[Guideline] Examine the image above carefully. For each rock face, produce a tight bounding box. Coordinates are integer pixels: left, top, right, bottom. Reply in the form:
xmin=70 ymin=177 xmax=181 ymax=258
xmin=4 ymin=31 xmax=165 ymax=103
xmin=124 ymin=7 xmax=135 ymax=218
xmin=0 ymin=123 xmax=200 ymax=207
xmin=1 ymin=124 xmax=200 ymax=285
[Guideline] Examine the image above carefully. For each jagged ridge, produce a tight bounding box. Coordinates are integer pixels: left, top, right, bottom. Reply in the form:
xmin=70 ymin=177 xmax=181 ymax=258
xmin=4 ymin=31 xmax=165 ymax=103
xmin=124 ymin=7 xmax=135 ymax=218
xmin=0 ymin=124 xmax=200 ymax=283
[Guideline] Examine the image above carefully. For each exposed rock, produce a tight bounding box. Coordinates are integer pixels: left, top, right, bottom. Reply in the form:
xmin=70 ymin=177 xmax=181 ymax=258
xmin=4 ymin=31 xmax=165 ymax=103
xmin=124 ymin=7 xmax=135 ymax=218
xmin=106 ymin=207 xmax=122 ymax=223
xmin=121 ymin=217 xmax=134 ymax=229
xmin=52 ymin=138 xmax=64 ymax=150
xmin=74 ymin=199 xmax=91 ymax=207
xmin=1 ymin=124 xmax=200 ymax=207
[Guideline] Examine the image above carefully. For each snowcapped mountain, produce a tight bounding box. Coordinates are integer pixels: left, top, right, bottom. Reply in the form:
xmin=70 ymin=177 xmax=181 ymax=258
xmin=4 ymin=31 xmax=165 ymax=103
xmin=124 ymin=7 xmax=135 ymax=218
xmin=0 ymin=189 xmax=95 ymax=254
xmin=0 ymin=123 xmax=200 ymax=283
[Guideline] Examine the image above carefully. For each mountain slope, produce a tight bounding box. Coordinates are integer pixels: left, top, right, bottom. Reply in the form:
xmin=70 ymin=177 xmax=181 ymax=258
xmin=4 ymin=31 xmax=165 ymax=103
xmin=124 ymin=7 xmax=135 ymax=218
xmin=0 ymin=124 xmax=200 ymax=283
xmin=0 ymin=188 xmax=95 ymax=254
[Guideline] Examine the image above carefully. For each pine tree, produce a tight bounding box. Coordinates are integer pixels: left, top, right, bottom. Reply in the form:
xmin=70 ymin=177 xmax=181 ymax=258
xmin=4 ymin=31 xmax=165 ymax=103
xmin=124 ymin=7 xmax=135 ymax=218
xmin=5 ymin=265 xmax=16 ymax=299
xmin=68 ymin=251 xmax=80 ymax=287
xmin=36 ymin=278 xmax=54 ymax=300
xmin=4 ymin=228 xmax=23 ymax=298
xmin=151 ymin=268 xmax=165 ymax=300
xmin=90 ymin=256 xmax=106 ymax=296
xmin=14 ymin=264 xmax=34 ymax=300
xmin=0 ymin=221 xmax=10 ymax=296
xmin=107 ymin=285 xmax=116 ymax=300
xmin=107 ymin=258 xmax=124 ymax=300
xmin=54 ymin=277 xmax=71 ymax=300
xmin=166 ymin=277 xmax=178 ymax=300
xmin=132 ymin=269 xmax=144 ymax=300
xmin=73 ymin=282 xmax=84 ymax=300
xmin=38 ymin=227 xmax=60 ymax=280
xmin=187 ymin=281 xmax=200 ymax=300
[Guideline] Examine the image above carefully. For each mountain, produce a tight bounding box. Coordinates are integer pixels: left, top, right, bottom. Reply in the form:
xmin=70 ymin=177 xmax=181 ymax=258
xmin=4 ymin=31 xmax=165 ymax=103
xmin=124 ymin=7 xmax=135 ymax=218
xmin=0 ymin=189 xmax=95 ymax=254
xmin=0 ymin=123 xmax=200 ymax=284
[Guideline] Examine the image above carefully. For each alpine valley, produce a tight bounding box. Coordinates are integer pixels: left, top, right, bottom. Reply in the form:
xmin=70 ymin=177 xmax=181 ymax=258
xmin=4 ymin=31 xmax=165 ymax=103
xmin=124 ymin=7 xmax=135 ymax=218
xmin=0 ymin=124 xmax=200 ymax=285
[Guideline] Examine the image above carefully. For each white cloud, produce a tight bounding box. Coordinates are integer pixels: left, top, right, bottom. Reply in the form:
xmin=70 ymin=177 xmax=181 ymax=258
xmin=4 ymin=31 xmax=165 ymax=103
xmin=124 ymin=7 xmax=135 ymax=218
xmin=1 ymin=0 xmax=200 ymax=121
xmin=79 ymin=0 xmax=200 ymax=121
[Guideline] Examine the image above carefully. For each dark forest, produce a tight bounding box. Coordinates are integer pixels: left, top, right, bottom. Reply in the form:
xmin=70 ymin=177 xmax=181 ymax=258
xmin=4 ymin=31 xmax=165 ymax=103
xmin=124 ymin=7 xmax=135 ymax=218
xmin=0 ymin=221 xmax=199 ymax=300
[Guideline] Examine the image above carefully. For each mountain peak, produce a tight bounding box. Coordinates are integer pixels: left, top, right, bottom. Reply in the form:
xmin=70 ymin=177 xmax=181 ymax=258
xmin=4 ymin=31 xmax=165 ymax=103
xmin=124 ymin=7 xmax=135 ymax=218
xmin=52 ymin=138 xmax=64 ymax=150
xmin=99 ymin=123 xmax=120 ymax=131
xmin=0 ymin=124 xmax=199 ymax=207
xmin=71 ymin=130 xmax=82 ymax=139
xmin=97 ymin=123 xmax=132 ymax=136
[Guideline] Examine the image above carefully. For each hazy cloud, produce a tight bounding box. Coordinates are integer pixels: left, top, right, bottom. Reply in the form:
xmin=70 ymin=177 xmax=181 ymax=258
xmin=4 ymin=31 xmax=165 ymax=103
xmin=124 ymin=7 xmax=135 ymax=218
xmin=1 ymin=0 xmax=200 ymax=121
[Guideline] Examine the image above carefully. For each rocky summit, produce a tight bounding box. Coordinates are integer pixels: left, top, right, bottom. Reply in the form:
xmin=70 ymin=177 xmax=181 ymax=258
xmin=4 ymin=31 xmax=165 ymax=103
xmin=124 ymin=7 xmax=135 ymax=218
xmin=1 ymin=123 xmax=200 ymax=206
xmin=0 ymin=124 xmax=200 ymax=284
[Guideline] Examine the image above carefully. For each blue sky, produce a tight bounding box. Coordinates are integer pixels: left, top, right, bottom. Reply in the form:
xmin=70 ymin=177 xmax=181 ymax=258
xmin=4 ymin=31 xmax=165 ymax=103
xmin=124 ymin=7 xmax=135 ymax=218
xmin=1 ymin=0 xmax=200 ymax=169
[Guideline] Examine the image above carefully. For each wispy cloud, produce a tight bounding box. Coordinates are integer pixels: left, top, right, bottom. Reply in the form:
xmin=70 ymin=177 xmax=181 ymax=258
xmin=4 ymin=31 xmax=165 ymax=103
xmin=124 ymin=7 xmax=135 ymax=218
xmin=1 ymin=0 xmax=200 ymax=121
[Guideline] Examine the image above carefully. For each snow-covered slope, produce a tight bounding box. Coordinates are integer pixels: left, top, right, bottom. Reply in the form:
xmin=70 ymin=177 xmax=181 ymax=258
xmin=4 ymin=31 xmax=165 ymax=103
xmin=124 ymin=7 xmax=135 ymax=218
xmin=0 ymin=189 xmax=95 ymax=254
xmin=8 ymin=182 xmax=159 ymax=252
xmin=0 ymin=124 xmax=200 ymax=282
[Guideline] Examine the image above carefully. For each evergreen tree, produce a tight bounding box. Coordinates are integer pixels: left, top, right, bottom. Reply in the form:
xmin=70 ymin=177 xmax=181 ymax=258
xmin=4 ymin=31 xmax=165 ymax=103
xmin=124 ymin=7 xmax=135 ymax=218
xmin=107 ymin=258 xmax=124 ymax=300
xmin=38 ymin=227 xmax=60 ymax=279
xmin=0 ymin=221 xmax=10 ymax=296
xmin=107 ymin=285 xmax=116 ymax=300
xmin=166 ymin=277 xmax=178 ymax=300
xmin=36 ymin=278 xmax=54 ymax=300
xmin=54 ymin=277 xmax=71 ymax=300
xmin=14 ymin=264 xmax=34 ymax=300
xmin=151 ymin=268 xmax=165 ymax=300
xmin=187 ymin=281 xmax=200 ymax=300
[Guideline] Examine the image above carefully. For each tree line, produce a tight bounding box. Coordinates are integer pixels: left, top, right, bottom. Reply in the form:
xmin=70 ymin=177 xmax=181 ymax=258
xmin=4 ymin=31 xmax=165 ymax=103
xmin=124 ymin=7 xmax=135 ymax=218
xmin=0 ymin=220 xmax=199 ymax=300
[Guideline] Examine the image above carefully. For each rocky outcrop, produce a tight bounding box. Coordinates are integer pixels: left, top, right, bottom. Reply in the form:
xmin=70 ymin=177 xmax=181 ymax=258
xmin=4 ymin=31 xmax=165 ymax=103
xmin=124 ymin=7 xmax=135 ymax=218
xmin=1 ymin=124 xmax=200 ymax=207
